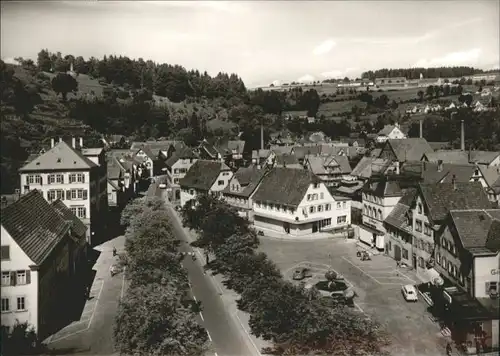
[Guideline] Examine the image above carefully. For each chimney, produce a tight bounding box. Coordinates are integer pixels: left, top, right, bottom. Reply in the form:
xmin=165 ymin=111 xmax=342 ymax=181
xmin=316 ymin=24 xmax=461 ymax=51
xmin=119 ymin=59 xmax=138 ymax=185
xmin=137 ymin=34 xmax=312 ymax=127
xmin=460 ymin=120 xmax=465 ymax=151
xmin=437 ymin=160 xmax=443 ymax=172
xmin=452 ymin=174 xmax=457 ymax=190
xmin=51 ymin=138 xmax=55 ymax=148
xmin=419 ymin=119 xmax=423 ymax=139
xmin=59 ymin=137 xmax=62 ymax=143
xmin=79 ymin=137 xmax=84 ymax=148
xmin=260 ymin=122 xmax=264 ymax=150
xmin=72 ymin=137 xmax=76 ymax=148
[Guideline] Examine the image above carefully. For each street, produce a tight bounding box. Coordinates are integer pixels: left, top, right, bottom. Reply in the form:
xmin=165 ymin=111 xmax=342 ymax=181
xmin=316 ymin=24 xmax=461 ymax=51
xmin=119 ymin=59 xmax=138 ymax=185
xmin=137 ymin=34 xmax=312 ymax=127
xmin=155 ymin=185 xmax=260 ymax=356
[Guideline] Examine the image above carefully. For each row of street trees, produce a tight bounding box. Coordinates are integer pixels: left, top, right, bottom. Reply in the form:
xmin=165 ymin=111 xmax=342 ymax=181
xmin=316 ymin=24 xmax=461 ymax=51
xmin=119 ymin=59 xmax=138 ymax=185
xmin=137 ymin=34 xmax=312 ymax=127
xmin=113 ymin=196 xmax=208 ymax=355
xmin=181 ymin=195 xmax=390 ymax=355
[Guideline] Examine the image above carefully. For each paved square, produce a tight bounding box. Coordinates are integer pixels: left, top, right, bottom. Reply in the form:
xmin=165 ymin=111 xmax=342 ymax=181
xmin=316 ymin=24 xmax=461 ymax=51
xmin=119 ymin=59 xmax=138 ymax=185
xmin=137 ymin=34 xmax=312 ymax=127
xmin=258 ymin=236 xmax=451 ymax=356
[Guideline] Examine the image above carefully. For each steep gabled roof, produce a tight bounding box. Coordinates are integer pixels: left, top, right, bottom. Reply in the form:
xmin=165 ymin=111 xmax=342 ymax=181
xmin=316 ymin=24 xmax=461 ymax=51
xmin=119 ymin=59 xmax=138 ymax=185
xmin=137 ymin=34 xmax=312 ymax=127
xmin=252 ymin=167 xmax=321 ymax=206
xmin=165 ymin=147 xmax=197 ymax=167
xmin=20 ymin=141 xmax=97 ymax=172
xmin=384 ymin=188 xmax=417 ymax=233
xmin=51 ymin=200 xmax=87 ymax=243
xmin=305 ymin=155 xmax=352 ymax=175
xmin=131 ymin=140 xmax=185 ymax=157
xmin=386 ymin=138 xmax=433 ymax=162
xmin=363 ymin=179 xmax=404 ymax=197
xmin=401 ymin=161 xmax=476 ymax=184
xmin=179 ymin=160 xmax=230 ymax=190
xmin=1 ymin=190 xmax=71 ymax=265
xmin=424 ymin=150 xmax=470 ymax=165
xmin=449 ymin=209 xmax=500 ymax=253
xmin=222 ymin=166 xmax=267 ymax=198
xmin=378 ymin=125 xmax=398 ymax=136
xmin=418 ymin=182 xmax=492 ymax=223
xmin=469 ymin=151 xmax=500 ymax=165
xmin=478 ymin=165 xmax=500 ymax=193
xmin=351 ymin=157 xmax=391 ymax=178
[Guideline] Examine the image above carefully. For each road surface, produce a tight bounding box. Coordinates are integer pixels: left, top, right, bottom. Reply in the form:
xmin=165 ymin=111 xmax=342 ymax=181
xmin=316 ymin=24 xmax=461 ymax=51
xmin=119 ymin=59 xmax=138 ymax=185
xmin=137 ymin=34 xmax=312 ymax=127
xmin=153 ymin=185 xmax=259 ymax=356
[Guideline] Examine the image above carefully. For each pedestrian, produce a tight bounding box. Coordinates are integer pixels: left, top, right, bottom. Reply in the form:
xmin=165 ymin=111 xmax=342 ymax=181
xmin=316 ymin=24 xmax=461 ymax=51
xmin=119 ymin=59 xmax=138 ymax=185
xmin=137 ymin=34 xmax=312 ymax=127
xmin=446 ymin=342 xmax=452 ymax=356
xmin=110 ymin=265 xmax=115 ymax=277
xmin=86 ymin=286 xmax=90 ymax=300
xmin=113 ymin=247 xmax=117 ymax=257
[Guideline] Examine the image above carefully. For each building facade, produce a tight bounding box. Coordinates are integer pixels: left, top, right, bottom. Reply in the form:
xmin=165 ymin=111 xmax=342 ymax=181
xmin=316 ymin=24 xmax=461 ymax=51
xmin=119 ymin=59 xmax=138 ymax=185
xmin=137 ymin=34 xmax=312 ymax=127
xmin=165 ymin=147 xmax=198 ymax=202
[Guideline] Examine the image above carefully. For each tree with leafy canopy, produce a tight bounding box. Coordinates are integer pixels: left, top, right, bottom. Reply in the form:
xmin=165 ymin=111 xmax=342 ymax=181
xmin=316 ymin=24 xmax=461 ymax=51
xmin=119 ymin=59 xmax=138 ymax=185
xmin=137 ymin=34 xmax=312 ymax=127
xmin=114 ymin=283 xmax=208 ymax=356
xmin=51 ymin=72 xmax=77 ymax=101
xmin=1 ymin=321 xmax=45 ymax=356
xmin=417 ymin=90 xmax=424 ymax=102
xmin=120 ymin=196 xmax=165 ymax=227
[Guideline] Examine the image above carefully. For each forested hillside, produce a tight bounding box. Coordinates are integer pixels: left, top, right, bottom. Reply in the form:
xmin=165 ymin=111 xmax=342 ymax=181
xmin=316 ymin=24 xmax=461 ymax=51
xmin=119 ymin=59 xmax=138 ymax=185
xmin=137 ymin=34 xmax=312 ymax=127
xmin=361 ymin=66 xmax=496 ymax=80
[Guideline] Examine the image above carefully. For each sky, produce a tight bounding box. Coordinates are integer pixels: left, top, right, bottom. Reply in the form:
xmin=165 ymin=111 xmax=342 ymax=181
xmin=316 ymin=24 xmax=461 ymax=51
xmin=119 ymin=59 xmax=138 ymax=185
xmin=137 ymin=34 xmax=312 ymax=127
xmin=1 ymin=1 xmax=499 ymax=88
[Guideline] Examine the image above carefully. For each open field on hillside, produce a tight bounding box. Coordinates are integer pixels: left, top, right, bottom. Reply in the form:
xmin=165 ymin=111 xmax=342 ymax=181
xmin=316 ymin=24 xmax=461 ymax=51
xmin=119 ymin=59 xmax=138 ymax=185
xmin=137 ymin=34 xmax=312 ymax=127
xmin=42 ymin=72 xmax=105 ymax=97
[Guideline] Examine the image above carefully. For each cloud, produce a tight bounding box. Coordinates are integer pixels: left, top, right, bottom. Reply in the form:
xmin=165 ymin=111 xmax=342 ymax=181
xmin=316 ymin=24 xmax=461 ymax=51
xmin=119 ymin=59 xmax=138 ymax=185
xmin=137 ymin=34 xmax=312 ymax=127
xmin=297 ymin=74 xmax=315 ymax=83
xmin=321 ymin=67 xmax=359 ymax=79
xmin=413 ymin=48 xmax=482 ymax=67
xmin=312 ymin=39 xmax=336 ymax=56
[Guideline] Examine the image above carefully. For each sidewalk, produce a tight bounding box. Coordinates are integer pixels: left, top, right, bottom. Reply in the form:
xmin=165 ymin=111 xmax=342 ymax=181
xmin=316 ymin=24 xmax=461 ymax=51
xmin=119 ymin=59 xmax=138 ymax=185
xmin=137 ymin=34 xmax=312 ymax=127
xmin=168 ymin=206 xmax=272 ymax=355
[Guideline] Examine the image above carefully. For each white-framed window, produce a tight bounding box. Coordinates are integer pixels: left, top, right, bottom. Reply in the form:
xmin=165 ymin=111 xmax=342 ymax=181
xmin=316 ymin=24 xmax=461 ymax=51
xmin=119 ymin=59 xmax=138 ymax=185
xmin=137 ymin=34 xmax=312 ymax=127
xmin=16 ymin=271 xmax=26 ymax=285
xmin=320 ymin=218 xmax=332 ymax=227
xmin=218 ymin=180 xmax=224 ymax=186
xmin=309 ymin=206 xmax=316 ymax=213
xmin=77 ymin=206 xmax=86 ymax=218
xmin=415 ymin=219 xmax=423 ymax=232
xmin=336 ymin=202 xmax=341 ymax=209
xmin=26 ymin=175 xmax=34 ymax=184
xmin=1 ymin=298 xmax=9 ymax=312
xmin=325 ymin=204 xmax=331 ymax=211
xmin=337 ymin=215 xmax=347 ymax=224
xmin=77 ymin=173 xmax=85 ymax=183
xmin=70 ymin=206 xmax=77 ymax=216
xmin=1 ymin=271 xmax=10 ymax=286
xmin=57 ymin=190 xmax=64 ymax=200
xmin=342 ymin=201 xmax=347 ymax=209
xmin=16 ymin=297 xmax=26 ymax=311
xmin=48 ymin=190 xmax=57 ymax=202
xmin=69 ymin=173 xmax=76 ymax=183
xmin=48 ymin=174 xmax=55 ymax=184
xmin=307 ymin=194 xmax=311 ymax=201
xmin=34 ymin=175 xmax=42 ymax=184
xmin=313 ymin=183 xmax=320 ymax=188
xmin=317 ymin=205 xmax=323 ymax=212
xmin=56 ymin=174 xmax=64 ymax=183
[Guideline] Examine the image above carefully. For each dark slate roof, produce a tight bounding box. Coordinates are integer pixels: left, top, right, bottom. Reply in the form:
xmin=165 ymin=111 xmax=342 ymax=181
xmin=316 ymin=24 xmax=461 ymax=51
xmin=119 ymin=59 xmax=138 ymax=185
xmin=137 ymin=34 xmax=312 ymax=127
xmin=275 ymin=153 xmax=301 ymax=167
xmin=424 ymin=150 xmax=470 ymax=165
xmin=179 ymin=160 xmax=230 ymax=190
xmin=386 ymin=138 xmax=434 ymax=162
xmin=20 ymin=141 xmax=97 ymax=172
xmin=131 ymin=140 xmax=185 ymax=157
xmin=470 ymin=151 xmax=500 ymax=165
xmin=165 ymin=147 xmax=197 ymax=167
xmin=351 ymin=157 xmax=391 ymax=178
xmin=449 ymin=209 xmax=500 ymax=253
xmin=199 ymin=140 xmax=220 ymax=158
xmin=51 ymin=200 xmax=87 ymax=242
xmin=292 ymin=145 xmax=322 ymax=159
xmin=363 ymin=179 xmax=404 ymax=197
xmin=1 ymin=190 xmax=71 ymax=265
xmin=401 ymin=161 xmax=476 ymax=184
xmin=305 ymin=155 xmax=352 ymax=175
xmin=222 ymin=166 xmax=267 ymax=198
xmin=252 ymin=167 xmax=321 ymax=206
xmin=384 ymin=189 xmax=417 ymax=233
xmin=418 ymin=182 xmax=492 ymax=223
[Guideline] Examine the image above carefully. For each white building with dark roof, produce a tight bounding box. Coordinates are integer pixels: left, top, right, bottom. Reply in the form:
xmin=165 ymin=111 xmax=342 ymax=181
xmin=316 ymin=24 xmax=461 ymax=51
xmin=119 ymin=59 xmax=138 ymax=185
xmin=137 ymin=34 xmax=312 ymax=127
xmin=252 ymin=167 xmax=352 ymax=237
xmin=18 ymin=140 xmax=107 ymax=245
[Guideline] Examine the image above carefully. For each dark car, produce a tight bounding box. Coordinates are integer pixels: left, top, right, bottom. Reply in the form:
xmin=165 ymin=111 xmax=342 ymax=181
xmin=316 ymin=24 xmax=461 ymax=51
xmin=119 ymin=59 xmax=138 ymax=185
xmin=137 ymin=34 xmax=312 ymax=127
xmin=292 ymin=267 xmax=313 ymax=280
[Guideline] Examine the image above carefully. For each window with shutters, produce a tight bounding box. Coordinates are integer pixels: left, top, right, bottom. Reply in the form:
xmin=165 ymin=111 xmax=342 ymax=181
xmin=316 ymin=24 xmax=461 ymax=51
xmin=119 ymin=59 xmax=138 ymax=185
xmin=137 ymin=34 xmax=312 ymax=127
xmin=34 ymin=175 xmax=42 ymax=184
xmin=56 ymin=174 xmax=64 ymax=183
xmin=69 ymin=173 xmax=76 ymax=183
xmin=1 ymin=245 xmax=10 ymax=260
xmin=77 ymin=173 xmax=85 ymax=183
xmin=1 ymin=298 xmax=9 ymax=312
xmin=16 ymin=297 xmax=26 ymax=311
xmin=56 ymin=190 xmax=64 ymax=200
xmin=343 ymin=201 xmax=347 ymax=209
xmin=16 ymin=271 xmax=27 ymax=285
xmin=48 ymin=190 xmax=57 ymax=202
xmin=1 ymin=271 xmax=10 ymax=286
xmin=337 ymin=202 xmax=341 ymax=209
xmin=70 ymin=206 xmax=77 ymax=216
xmin=71 ymin=190 xmax=77 ymax=200
xmin=66 ymin=190 xmax=72 ymax=200
xmin=26 ymin=175 xmax=34 ymax=184
xmin=48 ymin=174 xmax=55 ymax=184
xmin=325 ymin=204 xmax=331 ymax=211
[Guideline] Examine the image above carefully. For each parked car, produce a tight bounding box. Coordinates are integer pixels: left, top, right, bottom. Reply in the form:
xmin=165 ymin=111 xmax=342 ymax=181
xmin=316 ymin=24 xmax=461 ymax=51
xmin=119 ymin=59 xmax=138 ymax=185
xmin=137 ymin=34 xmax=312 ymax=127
xmin=401 ymin=284 xmax=418 ymax=302
xmin=159 ymin=183 xmax=167 ymax=189
xmin=292 ymin=267 xmax=313 ymax=280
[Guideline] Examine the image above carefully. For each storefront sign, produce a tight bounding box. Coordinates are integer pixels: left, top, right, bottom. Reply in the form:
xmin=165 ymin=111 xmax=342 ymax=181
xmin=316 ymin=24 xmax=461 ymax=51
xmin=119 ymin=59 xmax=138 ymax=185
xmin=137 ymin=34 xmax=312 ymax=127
xmin=491 ymin=269 xmax=500 ymax=275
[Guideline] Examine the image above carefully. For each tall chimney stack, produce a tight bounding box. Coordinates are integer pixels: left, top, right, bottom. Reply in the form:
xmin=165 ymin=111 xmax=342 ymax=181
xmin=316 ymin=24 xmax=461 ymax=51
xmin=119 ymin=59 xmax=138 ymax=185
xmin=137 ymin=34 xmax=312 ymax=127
xmin=460 ymin=120 xmax=465 ymax=151
xmin=79 ymin=137 xmax=84 ymax=148
xmin=419 ymin=119 xmax=423 ymax=139
xmin=51 ymin=138 xmax=55 ymax=148
xmin=260 ymin=122 xmax=264 ymax=150
xmin=72 ymin=137 xmax=76 ymax=148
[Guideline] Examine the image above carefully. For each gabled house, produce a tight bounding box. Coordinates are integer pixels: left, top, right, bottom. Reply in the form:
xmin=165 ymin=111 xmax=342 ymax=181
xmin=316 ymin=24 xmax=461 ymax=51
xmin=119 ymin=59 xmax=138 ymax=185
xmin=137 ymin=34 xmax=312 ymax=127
xmin=179 ymin=160 xmax=233 ymax=207
xmin=1 ymin=191 xmax=85 ymax=339
xmin=479 ymin=165 xmax=500 ymax=207
xmin=379 ymin=138 xmax=434 ymax=168
xmin=18 ymin=140 xmax=107 ymax=245
xmin=408 ymin=182 xmax=493 ymax=281
xmin=304 ymin=154 xmax=352 ymax=186
xmin=434 ymin=209 xmax=500 ymax=351
xmin=217 ymin=140 xmax=246 ymax=167
xmin=197 ymin=139 xmax=223 ymax=161
xmin=106 ymin=156 xmax=134 ymax=209
xmin=359 ymin=177 xmax=405 ymax=250
xmin=384 ymin=188 xmax=417 ymax=267
xmin=350 ymin=157 xmax=392 ymax=181
xmin=164 ymin=147 xmax=198 ymax=202
xmin=401 ymin=161 xmax=478 ymax=184
xmin=252 ymin=167 xmax=352 ymax=237
xmin=376 ymin=123 xmax=407 ymax=143
xmin=222 ymin=165 xmax=268 ymax=221
xmin=130 ymin=140 xmax=186 ymax=176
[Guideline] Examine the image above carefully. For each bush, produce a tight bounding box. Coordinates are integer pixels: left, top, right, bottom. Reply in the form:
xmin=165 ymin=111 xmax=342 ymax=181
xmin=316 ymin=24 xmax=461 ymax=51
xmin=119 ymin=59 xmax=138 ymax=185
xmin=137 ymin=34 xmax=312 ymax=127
xmin=1 ymin=321 xmax=45 ymax=356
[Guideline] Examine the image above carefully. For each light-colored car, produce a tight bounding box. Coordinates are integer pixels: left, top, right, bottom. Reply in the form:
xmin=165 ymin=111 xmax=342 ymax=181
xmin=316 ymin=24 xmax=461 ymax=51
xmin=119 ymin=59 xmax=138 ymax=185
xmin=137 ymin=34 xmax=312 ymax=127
xmin=401 ymin=284 xmax=418 ymax=302
xmin=159 ymin=183 xmax=167 ymax=189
